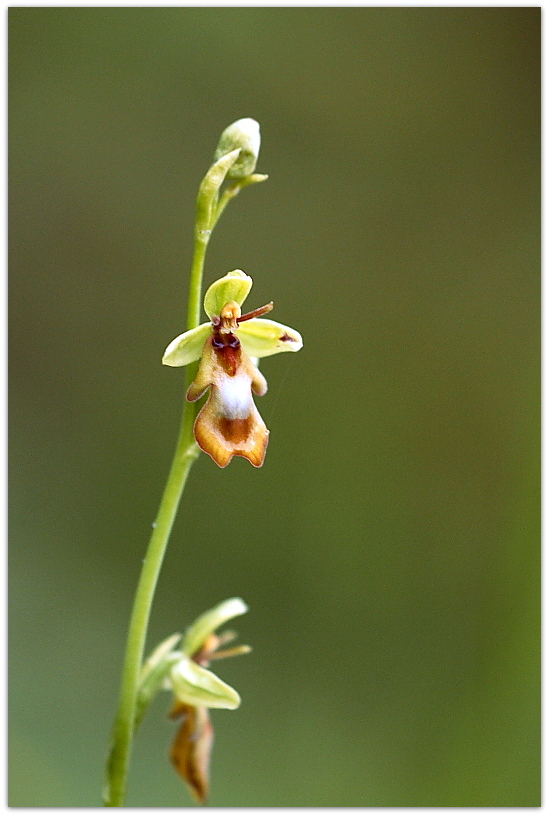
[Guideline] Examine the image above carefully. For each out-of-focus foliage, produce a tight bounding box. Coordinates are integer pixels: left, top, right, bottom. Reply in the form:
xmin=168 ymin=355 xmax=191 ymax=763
xmin=9 ymin=7 xmax=539 ymax=806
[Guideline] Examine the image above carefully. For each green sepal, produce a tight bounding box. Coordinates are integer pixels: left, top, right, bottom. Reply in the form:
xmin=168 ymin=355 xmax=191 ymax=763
xmin=183 ymin=597 xmax=248 ymax=658
xmin=135 ymin=633 xmax=182 ymax=727
xmin=162 ymin=323 xmax=211 ymax=367
xmin=203 ymin=271 xmax=252 ymax=319
xmin=170 ymin=655 xmax=241 ymax=710
xmin=237 ymin=318 xmax=303 ymax=358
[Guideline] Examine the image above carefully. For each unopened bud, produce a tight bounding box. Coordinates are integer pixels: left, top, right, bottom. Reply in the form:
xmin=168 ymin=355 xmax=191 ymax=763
xmin=214 ymin=118 xmax=261 ymax=179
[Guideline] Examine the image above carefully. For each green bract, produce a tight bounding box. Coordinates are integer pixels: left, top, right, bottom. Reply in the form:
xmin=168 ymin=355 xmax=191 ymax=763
xmin=162 ymin=270 xmax=303 ymax=367
xmin=195 ymin=148 xmax=242 ymax=233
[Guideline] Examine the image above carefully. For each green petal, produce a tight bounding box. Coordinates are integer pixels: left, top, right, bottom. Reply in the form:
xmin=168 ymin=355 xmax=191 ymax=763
xmin=237 ymin=318 xmax=303 ymax=358
xmin=183 ymin=597 xmax=248 ymax=657
xmin=162 ymin=323 xmax=211 ymax=367
xmin=170 ymin=655 xmax=241 ymax=709
xmin=204 ymin=270 xmax=252 ymax=318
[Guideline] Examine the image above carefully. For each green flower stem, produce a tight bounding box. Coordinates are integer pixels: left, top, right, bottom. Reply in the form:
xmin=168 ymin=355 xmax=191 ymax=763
xmin=187 ymin=230 xmax=210 ymax=331
xmin=103 ymin=190 xmax=215 ymax=808
xmin=103 ymin=138 xmax=257 ymax=805
xmin=103 ymin=393 xmax=199 ymax=806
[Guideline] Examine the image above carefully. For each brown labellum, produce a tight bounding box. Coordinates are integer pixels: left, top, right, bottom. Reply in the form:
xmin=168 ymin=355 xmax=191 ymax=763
xmin=186 ymin=333 xmax=269 ymax=468
xmin=169 ymin=703 xmax=214 ymax=804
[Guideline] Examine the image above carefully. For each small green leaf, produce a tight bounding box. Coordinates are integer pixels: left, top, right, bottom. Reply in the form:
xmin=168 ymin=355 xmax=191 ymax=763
xmin=183 ymin=597 xmax=248 ymax=657
xmin=170 ymin=656 xmax=241 ymax=709
xmin=204 ymin=271 xmax=252 ymax=319
xmin=237 ymin=318 xmax=303 ymax=358
xmin=162 ymin=323 xmax=210 ymax=367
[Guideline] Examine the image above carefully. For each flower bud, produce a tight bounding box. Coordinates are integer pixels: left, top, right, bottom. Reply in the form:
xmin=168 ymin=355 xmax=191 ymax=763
xmin=214 ymin=118 xmax=261 ymax=179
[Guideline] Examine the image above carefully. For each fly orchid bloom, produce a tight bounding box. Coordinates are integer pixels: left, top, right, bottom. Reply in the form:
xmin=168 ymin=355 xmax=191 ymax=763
xmin=161 ymin=598 xmax=251 ymax=803
xmin=162 ymin=270 xmax=302 ymax=467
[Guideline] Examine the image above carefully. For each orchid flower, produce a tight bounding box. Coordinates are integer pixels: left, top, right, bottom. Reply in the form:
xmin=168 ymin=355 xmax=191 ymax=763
xmin=155 ymin=598 xmax=251 ymax=803
xmin=162 ymin=270 xmax=303 ymax=467
xmin=136 ymin=599 xmax=250 ymax=803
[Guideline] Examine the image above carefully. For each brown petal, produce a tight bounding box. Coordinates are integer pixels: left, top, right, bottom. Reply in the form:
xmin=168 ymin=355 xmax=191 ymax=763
xmin=169 ymin=704 xmax=213 ymax=805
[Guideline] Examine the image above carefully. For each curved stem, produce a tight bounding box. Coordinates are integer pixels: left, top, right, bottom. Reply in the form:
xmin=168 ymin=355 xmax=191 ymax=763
xmin=103 ymin=229 xmax=210 ymax=807
xmin=103 ymin=399 xmax=199 ymax=806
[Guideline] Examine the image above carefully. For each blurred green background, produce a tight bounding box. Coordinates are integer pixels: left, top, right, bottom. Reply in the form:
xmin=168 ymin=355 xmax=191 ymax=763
xmin=9 ymin=7 xmax=540 ymax=807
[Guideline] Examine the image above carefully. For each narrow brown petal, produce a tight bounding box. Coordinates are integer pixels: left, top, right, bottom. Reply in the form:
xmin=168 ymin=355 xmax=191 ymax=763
xmin=186 ymin=338 xmax=216 ymax=403
xmin=169 ymin=704 xmax=213 ymax=805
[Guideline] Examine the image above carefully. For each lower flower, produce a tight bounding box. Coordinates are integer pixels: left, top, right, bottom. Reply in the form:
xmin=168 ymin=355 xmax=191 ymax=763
xmin=162 ymin=598 xmax=250 ymax=804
